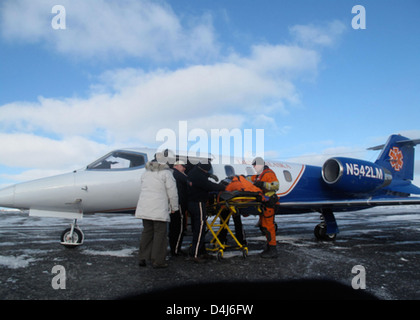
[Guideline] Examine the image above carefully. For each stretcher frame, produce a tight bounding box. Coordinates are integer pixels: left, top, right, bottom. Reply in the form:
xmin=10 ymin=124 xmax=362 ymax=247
xmin=206 ymin=192 xmax=264 ymax=260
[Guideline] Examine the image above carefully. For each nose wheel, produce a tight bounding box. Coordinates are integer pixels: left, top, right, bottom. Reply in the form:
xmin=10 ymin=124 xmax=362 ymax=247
xmin=60 ymin=219 xmax=84 ymax=248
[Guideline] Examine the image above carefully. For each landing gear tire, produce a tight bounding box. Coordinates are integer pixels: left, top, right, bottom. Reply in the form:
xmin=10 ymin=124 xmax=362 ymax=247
xmin=314 ymin=223 xmax=336 ymax=241
xmin=60 ymin=227 xmax=84 ymax=248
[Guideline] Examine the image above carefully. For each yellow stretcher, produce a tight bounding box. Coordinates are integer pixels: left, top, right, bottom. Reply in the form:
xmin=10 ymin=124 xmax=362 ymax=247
xmin=206 ymin=191 xmax=264 ymax=260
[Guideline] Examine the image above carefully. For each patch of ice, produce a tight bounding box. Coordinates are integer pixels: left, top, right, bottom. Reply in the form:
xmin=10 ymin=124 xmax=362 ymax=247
xmin=82 ymin=248 xmax=137 ymax=257
xmin=0 ymin=242 xmax=17 ymax=246
xmin=0 ymin=255 xmax=36 ymax=269
xmin=217 ymin=250 xmax=260 ymax=259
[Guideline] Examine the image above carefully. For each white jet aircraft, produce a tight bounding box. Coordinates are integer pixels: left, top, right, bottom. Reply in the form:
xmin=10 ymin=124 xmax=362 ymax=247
xmin=1 ymin=134 xmax=420 ymax=247
xmin=0 ymin=148 xmax=244 ymax=247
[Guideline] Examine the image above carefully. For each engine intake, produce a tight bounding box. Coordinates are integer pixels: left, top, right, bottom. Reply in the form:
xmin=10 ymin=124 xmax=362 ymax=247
xmin=322 ymin=157 xmax=392 ymax=194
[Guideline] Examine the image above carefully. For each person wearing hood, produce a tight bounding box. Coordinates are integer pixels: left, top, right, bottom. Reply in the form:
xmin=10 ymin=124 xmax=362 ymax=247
xmin=135 ymin=153 xmax=179 ymax=268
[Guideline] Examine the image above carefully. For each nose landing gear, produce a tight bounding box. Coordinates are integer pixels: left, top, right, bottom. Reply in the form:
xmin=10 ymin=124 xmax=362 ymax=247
xmin=60 ymin=219 xmax=84 ymax=248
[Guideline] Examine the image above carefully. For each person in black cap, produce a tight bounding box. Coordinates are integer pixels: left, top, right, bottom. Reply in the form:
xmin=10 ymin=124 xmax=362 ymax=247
xmin=169 ymin=160 xmax=189 ymax=257
xmin=187 ymin=162 xmax=225 ymax=263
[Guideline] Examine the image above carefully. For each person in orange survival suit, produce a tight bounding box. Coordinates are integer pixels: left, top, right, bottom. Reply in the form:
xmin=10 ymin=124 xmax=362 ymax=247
xmin=248 ymin=157 xmax=279 ymax=258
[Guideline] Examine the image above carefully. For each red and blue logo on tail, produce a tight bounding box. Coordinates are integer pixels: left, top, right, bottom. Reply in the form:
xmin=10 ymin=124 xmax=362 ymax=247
xmin=372 ymin=134 xmax=420 ymax=194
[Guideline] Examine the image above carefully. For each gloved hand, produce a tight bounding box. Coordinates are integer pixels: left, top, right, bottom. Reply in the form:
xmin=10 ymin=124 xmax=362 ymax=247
xmin=253 ymin=181 xmax=264 ymax=189
xmin=209 ymin=174 xmax=219 ymax=182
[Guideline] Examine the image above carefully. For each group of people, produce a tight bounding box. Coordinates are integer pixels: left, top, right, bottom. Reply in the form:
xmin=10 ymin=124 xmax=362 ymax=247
xmin=135 ymin=152 xmax=279 ymax=268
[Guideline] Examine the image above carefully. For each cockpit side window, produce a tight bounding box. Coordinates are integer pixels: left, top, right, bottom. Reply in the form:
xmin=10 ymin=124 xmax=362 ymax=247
xmin=87 ymin=151 xmax=146 ymax=170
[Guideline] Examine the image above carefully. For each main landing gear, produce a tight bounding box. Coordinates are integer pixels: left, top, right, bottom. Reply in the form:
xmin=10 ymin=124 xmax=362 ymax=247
xmin=60 ymin=219 xmax=84 ymax=248
xmin=314 ymin=209 xmax=339 ymax=241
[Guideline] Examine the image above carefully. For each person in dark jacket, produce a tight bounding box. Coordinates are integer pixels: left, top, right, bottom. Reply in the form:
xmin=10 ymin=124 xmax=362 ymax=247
xmin=169 ymin=160 xmax=189 ymax=257
xmin=187 ymin=162 xmax=225 ymax=262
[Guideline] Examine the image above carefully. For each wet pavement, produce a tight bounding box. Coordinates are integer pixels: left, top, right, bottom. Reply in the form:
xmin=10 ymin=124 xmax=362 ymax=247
xmin=1 ymin=206 xmax=420 ymax=301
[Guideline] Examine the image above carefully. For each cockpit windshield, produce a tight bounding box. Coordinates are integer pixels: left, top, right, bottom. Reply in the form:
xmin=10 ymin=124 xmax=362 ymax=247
xmin=87 ymin=151 xmax=147 ymax=170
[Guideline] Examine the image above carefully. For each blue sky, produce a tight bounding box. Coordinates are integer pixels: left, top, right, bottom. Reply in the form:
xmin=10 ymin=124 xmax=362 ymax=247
xmin=0 ymin=0 xmax=419 ymax=187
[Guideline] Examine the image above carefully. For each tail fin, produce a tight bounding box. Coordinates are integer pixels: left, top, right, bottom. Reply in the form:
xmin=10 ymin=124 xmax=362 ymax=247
xmin=369 ymin=134 xmax=420 ymax=194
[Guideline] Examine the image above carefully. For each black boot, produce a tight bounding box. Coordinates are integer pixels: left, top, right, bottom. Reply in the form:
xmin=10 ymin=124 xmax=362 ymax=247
xmin=260 ymin=245 xmax=278 ymax=259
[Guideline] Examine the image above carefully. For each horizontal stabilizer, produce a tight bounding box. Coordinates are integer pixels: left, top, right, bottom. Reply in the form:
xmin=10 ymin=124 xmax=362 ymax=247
xmin=387 ymin=183 xmax=420 ymax=195
xmin=368 ymin=138 xmax=420 ymax=151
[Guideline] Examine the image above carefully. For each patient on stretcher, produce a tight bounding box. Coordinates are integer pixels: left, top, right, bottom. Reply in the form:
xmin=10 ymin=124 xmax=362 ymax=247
xmin=224 ymin=175 xmax=263 ymax=194
xmin=214 ymin=175 xmax=264 ymax=245
xmin=220 ymin=175 xmax=264 ymax=215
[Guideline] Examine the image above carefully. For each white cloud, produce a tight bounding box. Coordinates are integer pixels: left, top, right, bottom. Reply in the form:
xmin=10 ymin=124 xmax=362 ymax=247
xmin=0 ymin=133 xmax=110 ymax=169
xmin=0 ymin=0 xmax=218 ymax=61
xmin=0 ymin=43 xmax=319 ymax=184
xmin=286 ymin=146 xmax=367 ymax=167
xmin=0 ymin=42 xmax=319 ymax=149
xmin=236 ymin=44 xmax=320 ymax=78
xmin=0 ymin=13 xmax=347 ymax=184
xmin=289 ymin=20 xmax=347 ymax=48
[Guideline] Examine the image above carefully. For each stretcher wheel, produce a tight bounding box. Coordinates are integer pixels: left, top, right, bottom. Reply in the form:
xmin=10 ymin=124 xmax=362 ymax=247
xmin=217 ymin=250 xmax=224 ymax=261
xmin=242 ymin=247 xmax=248 ymax=259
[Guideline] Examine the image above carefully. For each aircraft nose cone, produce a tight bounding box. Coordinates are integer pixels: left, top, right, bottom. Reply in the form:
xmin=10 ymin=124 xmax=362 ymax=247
xmin=0 ymin=186 xmax=15 ymax=208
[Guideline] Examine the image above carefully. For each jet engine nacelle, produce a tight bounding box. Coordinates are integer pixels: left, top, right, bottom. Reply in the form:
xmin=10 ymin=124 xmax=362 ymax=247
xmin=322 ymin=157 xmax=392 ymax=194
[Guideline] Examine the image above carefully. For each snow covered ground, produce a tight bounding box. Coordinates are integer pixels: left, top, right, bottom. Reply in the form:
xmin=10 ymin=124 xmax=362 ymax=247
xmin=1 ymin=206 xmax=420 ymax=300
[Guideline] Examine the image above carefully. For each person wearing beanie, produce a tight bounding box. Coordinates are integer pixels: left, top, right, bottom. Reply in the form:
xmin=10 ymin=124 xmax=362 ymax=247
xmin=169 ymin=160 xmax=189 ymax=257
xmin=248 ymin=157 xmax=279 ymax=258
xmin=187 ymin=162 xmax=225 ymax=263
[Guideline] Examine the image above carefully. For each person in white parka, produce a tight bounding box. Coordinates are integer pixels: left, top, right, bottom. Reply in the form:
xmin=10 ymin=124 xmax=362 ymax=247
xmin=135 ymin=157 xmax=179 ymax=268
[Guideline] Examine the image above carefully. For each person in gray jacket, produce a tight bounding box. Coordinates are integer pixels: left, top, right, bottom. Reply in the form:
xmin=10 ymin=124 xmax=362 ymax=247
xmin=135 ymin=155 xmax=179 ymax=268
